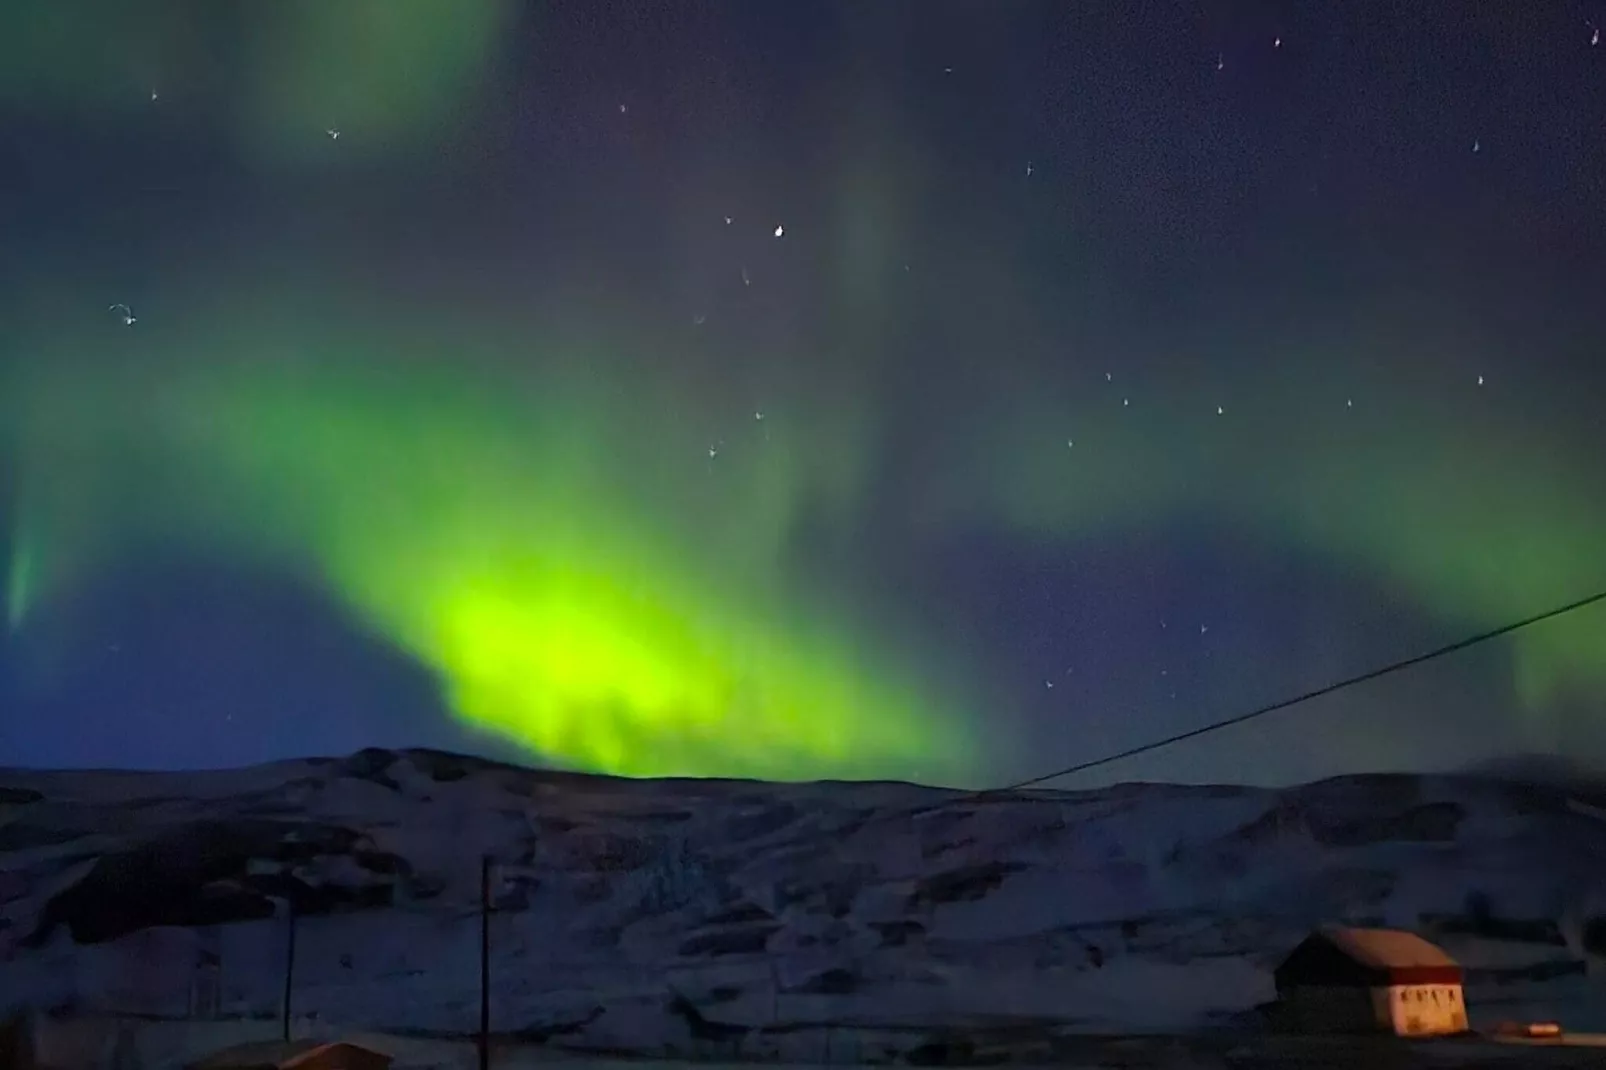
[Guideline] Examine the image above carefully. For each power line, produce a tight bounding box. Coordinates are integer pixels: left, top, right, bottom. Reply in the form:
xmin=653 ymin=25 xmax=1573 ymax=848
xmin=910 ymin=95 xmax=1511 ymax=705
xmin=909 ymin=584 xmax=1606 ymax=817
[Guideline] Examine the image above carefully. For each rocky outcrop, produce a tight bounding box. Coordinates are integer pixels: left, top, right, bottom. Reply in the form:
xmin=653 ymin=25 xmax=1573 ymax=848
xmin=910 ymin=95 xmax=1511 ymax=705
xmin=28 ymin=818 xmax=414 ymax=945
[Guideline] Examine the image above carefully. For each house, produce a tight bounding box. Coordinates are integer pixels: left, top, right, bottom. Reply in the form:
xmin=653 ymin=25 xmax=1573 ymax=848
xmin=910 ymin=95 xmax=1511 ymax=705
xmin=1274 ymin=926 xmax=1467 ymax=1037
xmin=186 ymin=1039 xmax=393 ymax=1070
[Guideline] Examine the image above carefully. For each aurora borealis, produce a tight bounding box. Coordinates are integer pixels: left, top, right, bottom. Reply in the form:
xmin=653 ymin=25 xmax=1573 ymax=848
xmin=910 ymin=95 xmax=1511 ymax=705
xmin=1 ymin=2 xmax=1604 ymax=785
xmin=2 ymin=298 xmax=977 ymax=783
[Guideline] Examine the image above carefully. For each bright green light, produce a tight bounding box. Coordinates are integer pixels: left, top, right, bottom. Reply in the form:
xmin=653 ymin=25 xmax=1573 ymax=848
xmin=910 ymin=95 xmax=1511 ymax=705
xmin=2 ymin=319 xmax=976 ymax=784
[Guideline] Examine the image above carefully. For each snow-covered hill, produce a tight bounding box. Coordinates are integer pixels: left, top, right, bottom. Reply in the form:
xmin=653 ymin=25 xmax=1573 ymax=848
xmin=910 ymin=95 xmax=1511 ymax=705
xmin=2 ymin=749 xmax=1604 ymax=1061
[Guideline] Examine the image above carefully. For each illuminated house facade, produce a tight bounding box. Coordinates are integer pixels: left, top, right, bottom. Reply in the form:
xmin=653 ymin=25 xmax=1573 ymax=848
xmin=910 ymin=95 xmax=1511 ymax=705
xmin=1274 ymin=926 xmax=1468 ymax=1037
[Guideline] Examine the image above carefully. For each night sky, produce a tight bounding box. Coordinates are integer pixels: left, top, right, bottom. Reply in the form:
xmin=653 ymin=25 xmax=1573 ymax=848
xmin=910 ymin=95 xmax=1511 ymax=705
xmin=1 ymin=1 xmax=1604 ymax=788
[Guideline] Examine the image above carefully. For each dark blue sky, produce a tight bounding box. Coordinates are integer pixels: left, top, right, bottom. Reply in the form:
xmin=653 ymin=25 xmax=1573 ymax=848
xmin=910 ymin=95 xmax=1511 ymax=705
xmin=1 ymin=1 xmax=1604 ymax=786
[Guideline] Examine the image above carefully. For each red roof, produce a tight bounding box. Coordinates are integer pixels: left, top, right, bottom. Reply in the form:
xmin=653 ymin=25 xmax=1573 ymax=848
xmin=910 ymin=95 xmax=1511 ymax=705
xmin=1319 ymin=926 xmax=1460 ymax=972
xmin=188 ymin=1040 xmax=393 ymax=1070
xmin=1276 ymin=926 xmax=1464 ymax=988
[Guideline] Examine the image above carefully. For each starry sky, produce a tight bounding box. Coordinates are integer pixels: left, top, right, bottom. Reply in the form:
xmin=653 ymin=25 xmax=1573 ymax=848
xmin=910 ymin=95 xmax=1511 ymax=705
xmin=1 ymin=0 xmax=1604 ymax=788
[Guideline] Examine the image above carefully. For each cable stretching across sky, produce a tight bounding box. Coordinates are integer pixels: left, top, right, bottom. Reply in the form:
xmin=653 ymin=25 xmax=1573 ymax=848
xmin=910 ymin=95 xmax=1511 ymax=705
xmin=907 ymin=584 xmax=1606 ymax=817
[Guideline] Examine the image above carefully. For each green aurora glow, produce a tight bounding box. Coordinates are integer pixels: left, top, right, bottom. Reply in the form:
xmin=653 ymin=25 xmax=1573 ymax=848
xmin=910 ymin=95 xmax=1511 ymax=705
xmin=1 ymin=303 xmax=979 ymax=783
xmin=4 ymin=277 xmax=1604 ymax=779
xmin=965 ymin=325 xmax=1606 ymax=721
xmin=2 ymin=2 xmax=1603 ymax=779
xmin=5 ymin=288 xmax=1603 ymax=779
xmin=0 ymin=0 xmax=515 ymax=162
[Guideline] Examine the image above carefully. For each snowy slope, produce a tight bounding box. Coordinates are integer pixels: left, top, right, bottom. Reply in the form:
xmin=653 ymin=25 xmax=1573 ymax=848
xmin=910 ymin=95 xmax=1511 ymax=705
xmin=1 ymin=748 xmax=1604 ymax=1059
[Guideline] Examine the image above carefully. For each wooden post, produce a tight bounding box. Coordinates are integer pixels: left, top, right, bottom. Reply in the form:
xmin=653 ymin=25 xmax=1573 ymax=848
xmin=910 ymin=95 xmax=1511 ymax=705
xmin=479 ymin=854 xmax=492 ymax=1070
xmin=281 ymin=899 xmax=298 ymax=1042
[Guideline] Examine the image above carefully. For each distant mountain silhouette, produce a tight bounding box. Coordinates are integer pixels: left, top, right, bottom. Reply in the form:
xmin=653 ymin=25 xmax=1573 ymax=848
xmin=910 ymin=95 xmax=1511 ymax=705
xmin=1460 ymin=752 xmax=1606 ymax=794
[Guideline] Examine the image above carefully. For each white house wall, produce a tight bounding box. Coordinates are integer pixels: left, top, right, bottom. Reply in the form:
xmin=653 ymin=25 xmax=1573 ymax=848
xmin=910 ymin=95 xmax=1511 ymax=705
xmin=1377 ymin=983 xmax=1466 ymax=1037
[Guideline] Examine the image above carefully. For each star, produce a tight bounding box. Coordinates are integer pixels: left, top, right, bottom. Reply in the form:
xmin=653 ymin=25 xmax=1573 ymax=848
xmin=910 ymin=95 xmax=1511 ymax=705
xmin=1025 ymin=162 xmax=1034 ymax=177
xmin=1216 ymin=405 xmax=1224 ymax=415
xmin=773 ymin=224 xmax=785 ymax=238
xmin=1472 ymin=139 xmax=1480 ymax=154
xmin=1477 ymin=375 xmax=1484 ymax=386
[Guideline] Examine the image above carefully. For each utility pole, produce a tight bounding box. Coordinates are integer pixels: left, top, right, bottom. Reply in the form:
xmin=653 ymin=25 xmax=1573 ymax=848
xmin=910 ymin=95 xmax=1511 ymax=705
xmin=479 ymin=854 xmax=492 ymax=1070
xmin=281 ymin=898 xmax=299 ymax=1042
